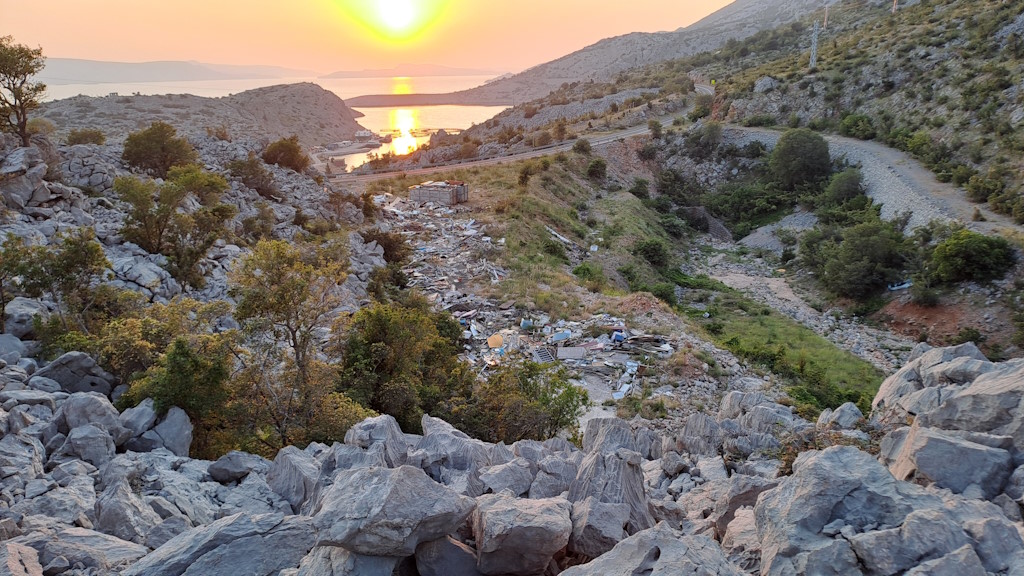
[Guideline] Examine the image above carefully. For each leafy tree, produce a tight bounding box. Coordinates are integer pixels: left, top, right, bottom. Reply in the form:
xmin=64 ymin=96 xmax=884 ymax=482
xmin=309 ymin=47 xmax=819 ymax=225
xmin=821 ymin=220 xmax=906 ymax=299
xmin=453 ymin=359 xmax=590 ymax=442
xmin=18 ymin=228 xmax=110 ymax=330
xmin=166 ymin=164 xmax=229 ymax=205
xmin=229 ymin=238 xmax=348 ymax=448
xmin=0 ymin=36 xmax=46 ymax=147
xmin=839 ymin=114 xmax=876 ymax=140
xmin=336 ymin=298 xmax=474 ymax=433
xmin=164 ymin=203 xmax=237 ymax=289
xmin=122 ymin=121 xmax=197 ymax=178
xmin=227 ymin=153 xmax=278 ymax=200
xmin=930 ymin=229 xmax=1015 ymax=283
xmin=66 ymin=128 xmax=105 ymax=145
xmin=633 ymin=239 xmax=670 ymax=268
xmin=0 ymin=234 xmax=31 ymax=331
xmin=648 ymin=119 xmax=663 ymax=139
xmin=769 ymin=128 xmax=831 ymax=190
xmin=114 ymin=175 xmax=186 ymax=254
xmin=821 ymin=168 xmax=865 ymax=207
xmin=262 ymin=135 xmax=310 ymax=173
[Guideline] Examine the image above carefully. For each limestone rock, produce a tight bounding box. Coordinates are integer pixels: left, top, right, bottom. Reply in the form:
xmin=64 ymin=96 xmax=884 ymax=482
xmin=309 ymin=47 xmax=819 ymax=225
xmin=816 ymin=401 xmax=863 ymax=429
xmin=59 ymin=392 xmax=131 ymax=445
xmin=582 ymin=418 xmax=638 ymax=454
xmin=312 ymin=465 xmax=475 ymax=557
xmin=472 ymin=492 xmax=571 ymax=576
xmin=267 ymin=446 xmax=320 ymax=513
xmin=904 ymin=545 xmax=987 ymax=576
xmin=3 ymin=297 xmax=48 ymax=340
xmin=479 ymin=457 xmax=534 ymax=497
xmin=53 ymin=424 xmax=115 ymax=467
xmin=123 ymin=513 xmax=316 ymax=576
xmin=560 ymin=523 xmax=743 ymax=576
xmin=94 ymin=478 xmax=162 ymax=544
xmin=33 ymin=352 xmax=115 ymax=396
xmin=119 ymin=397 xmax=158 ymax=439
xmin=152 ymin=407 xmax=193 ymax=457
xmin=881 ymin=424 xmax=1013 ymax=499
xmin=296 ymin=546 xmax=398 ymax=576
xmin=569 ymin=496 xmax=630 ymax=558
xmin=209 ymin=450 xmax=270 ymax=484
xmin=0 ymin=541 xmax=44 ymax=576
xmin=415 ymin=536 xmax=481 ymax=576
xmin=344 ymin=414 xmax=408 ymax=467
xmin=529 ymin=455 xmax=579 ymax=499
xmin=569 ymin=447 xmax=654 ymax=535
xmin=38 ymin=527 xmax=149 ymax=572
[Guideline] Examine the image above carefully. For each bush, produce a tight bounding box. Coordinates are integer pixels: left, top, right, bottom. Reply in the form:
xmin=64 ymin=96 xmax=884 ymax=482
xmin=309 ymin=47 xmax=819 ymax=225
xmin=572 ymin=262 xmax=602 ymax=281
xmin=769 ymin=128 xmax=831 ymax=190
xmin=66 ymin=128 xmax=105 ymax=145
xmin=930 ymin=229 xmax=1015 ymax=283
xmin=822 ymin=168 xmax=866 ymax=206
xmin=360 ymin=229 xmax=411 ymax=264
xmin=648 ymin=282 xmax=677 ymax=305
xmin=633 ymin=239 xmax=670 ymax=268
xmin=262 ymin=136 xmax=310 ymax=172
xmin=122 ymin=121 xmax=197 ymax=178
xmin=227 ymin=153 xmax=278 ymax=199
xmin=821 ymin=220 xmax=906 ymax=299
xmin=629 ymin=178 xmax=650 ymax=199
xmin=572 ymin=139 xmax=592 ymax=155
xmin=839 ymin=114 xmax=876 ymax=140
xmin=586 ymin=158 xmax=607 ymax=179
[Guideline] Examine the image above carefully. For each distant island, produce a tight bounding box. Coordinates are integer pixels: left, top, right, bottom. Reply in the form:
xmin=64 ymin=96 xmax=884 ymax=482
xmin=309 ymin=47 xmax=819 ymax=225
xmin=37 ymin=58 xmax=316 ymax=85
xmin=321 ymin=63 xmax=500 ymax=79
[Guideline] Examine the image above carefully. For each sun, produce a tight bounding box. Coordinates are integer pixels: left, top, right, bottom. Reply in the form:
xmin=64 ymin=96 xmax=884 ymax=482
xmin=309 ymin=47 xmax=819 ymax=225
xmin=378 ymin=0 xmax=416 ymax=33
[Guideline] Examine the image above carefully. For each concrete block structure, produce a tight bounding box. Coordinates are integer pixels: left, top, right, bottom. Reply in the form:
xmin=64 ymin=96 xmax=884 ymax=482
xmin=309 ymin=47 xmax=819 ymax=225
xmin=408 ymin=180 xmax=469 ymax=206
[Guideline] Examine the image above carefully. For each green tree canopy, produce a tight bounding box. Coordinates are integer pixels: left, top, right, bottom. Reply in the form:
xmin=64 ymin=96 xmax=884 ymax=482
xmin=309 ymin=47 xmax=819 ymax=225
xmin=769 ymin=128 xmax=831 ymax=190
xmin=930 ymin=229 xmax=1015 ymax=284
xmin=262 ymin=136 xmax=310 ymax=173
xmin=122 ymin=121 xmax=197 ymax=178
xmin=0 ymin=36 xmax=46 ymax=146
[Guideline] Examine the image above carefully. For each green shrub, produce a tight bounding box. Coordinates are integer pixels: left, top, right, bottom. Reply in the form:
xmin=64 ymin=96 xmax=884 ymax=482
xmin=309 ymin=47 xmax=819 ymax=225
xmin=629 ymin=178 xmax=650 ymax=199
xmin=633 ymin=239 xmax=670 ymax=268
xmin=930 ymin=229 xmax=1015 ymax=283
xmin=586 ymin=158 xmax=607 ymax=179
xmin=122 ymin=121 xmax=197 ymax=178
xmin=228 ymin=153 xmax=278 ymax=199
xmin=839 ymin=114 xmax=876 ymax=140
xmin=572 ymin=139 xmax=592 ymax=155
xmin=66 ymin=128 xmax=105 ymax=145
xmin=769 ymin=128 xmax=831 ymax=190
xmin=262 ymin=135 xmax=310 ymax=172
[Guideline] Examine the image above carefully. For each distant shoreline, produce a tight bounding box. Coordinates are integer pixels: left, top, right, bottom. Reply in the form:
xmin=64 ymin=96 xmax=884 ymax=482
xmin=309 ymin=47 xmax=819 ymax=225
xmin=345 ymin=93 xmax=514 ymax=108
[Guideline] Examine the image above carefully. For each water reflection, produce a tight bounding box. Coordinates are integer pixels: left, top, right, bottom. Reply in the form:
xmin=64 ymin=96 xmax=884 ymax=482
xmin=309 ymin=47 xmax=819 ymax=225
xmin=390 ymin=108 xmax=419 ymax=155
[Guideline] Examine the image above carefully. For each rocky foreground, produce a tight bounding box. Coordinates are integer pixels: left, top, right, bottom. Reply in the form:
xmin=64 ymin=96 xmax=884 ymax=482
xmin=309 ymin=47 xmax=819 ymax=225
xmin=0 ymin=338 xmax=1022 ymax=575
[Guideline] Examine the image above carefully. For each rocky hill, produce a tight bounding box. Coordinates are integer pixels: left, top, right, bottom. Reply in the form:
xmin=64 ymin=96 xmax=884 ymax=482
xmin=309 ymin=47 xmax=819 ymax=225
xmin=346 ymin=0 xmax=838 ymax=107
xmin=0 ymin=336 xmax=1021 ymax=575
xmin=38 ymin=83 xmax=366 ymax=149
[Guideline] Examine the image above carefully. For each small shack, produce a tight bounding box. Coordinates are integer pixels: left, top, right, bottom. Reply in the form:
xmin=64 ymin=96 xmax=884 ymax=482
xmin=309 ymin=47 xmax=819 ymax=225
xmin=408 ymin=180 xmax=469 ymax=206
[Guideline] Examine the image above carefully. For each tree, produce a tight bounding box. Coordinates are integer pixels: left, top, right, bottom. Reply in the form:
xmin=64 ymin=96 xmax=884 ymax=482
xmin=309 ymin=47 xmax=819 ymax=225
xmin=262 ymin=136 xmax=310 ymax=173
xmin=769 ymin=128 xmax=831 ymax=190
xmin=572 ymin=139 xmax=592 ymax=155
xmin=648 ymin=119 xmax=663 ymax=139
xmin=930 ymin=229 xmax=1015 ymax=284
xmin=0 ymin=234 xmax=31 ymax=331
xmin=821 ymin=221 xmax=905 ymax=299
xmin=228 ymin=153 xmax=278 ymax=200
xmin=166 ymin=164 xmax=228 ymax=205
xmin=587 ymin=158 xmax=607 ymax=179
xmin=164 ymin=203 xmax=237 ymax=289
xmin=114 ymin=176 xmax=187 ymax=254
xmin=122 ymin=121 xmax=197 ymax=178
xmin=0 ymin=36 xmax=46 ymax=147
xmin=229 ymin=238 xmax=348 ymax=448
xmin=822 ymin=168 xmax=865 ymax=207
xmin=18 ymin=228 xmax=110 ymax=330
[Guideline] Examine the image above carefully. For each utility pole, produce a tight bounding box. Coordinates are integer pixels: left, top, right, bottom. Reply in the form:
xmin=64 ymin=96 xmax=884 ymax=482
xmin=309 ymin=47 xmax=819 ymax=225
xmin=892 ymin=0 xmax=898 ymax=15
xmin=810 ymin=20 xmax=820 ymax=70
xmin=823 ymin=5 xmax=829 ymax=31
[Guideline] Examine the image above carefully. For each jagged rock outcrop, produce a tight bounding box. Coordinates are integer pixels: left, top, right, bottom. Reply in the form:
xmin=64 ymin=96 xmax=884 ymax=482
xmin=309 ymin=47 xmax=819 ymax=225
xmin=472 ymin=492 xmax=572 ymax=575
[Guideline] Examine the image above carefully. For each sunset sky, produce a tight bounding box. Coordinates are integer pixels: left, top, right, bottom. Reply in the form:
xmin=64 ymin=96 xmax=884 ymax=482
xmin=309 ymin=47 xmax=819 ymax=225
xmin=0 ymin=0 xmax=733 ymax=73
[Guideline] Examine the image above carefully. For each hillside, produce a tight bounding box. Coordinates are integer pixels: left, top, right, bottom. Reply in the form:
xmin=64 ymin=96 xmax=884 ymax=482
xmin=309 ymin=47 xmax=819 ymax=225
xmin=346 ymin=0 xmax=837 ymax=107
xmin=38 ymin=82 xmax=366 ymax=148
xmin=37 ymin=58 xmax=314 ymax=85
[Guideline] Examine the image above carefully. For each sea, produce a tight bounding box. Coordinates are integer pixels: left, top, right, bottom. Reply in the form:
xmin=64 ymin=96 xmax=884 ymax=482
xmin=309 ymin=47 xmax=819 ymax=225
xmin=41 ymin=75 xmax=508 ymax=170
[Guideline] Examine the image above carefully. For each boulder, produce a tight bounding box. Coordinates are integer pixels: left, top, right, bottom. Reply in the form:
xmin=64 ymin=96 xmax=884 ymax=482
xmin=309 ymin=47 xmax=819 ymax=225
xmin=33 ymin=351 xmax=115 ymax=396
xmin=721 ymin=508 xmax=761 ymax=572
xmin=0 ymin=333 xmax=25 ymax=364
xmin=569 ymin=496 xmax=630 ymax=558
xmin=312 ymin=465 xmax=475 ymax=557
xmin=145 ymin=516 xmax=191 ymax=550
xmin=296 ymin=546 xmax=398 ymax=576
xmin=917 ymin=359 xmax=1024 ymax=455
xmin=344 ymin=414 xmax=408 ymax=467
xmin=0 ymin=541 xmax=44 ymax=576
xmin=560 ymin=523 xmax=743 ymax=576
xmin=816 ymin=402 xmax=863 ymax=429
xmin=53 ymin=424 xmax=115 ymax=467
xmin=119 ymin=398 xmax=158 ymax=438
xmin=529 ymin=455 xmax=578 ymax=499
xmin=415 ymin=536 xmax=481 ymax=576
xmin=123 ymin=513 xmax=316 ymax=576
xmin=4 ymin=297 xmax=48 ymax=339
xmin=38 ymin=527 xmax=148 ymax=572
xmin=479 ymin=457 xmax=534 ymax=496
xmin=209 ymin=450 xmax=270 ymax=484
xmin=569 ymin=447 xmax=654 ymax=535
xmin=472 ymin=492 xmax=571 ymax=576
xmin=59 ymin=392 xmax=131 ymax=445
xmin=267 ymin=446 xmax=320 ymax=514
xmin=904 ymin=545 xmax=987 ymax=576
xmin=880 ymin=424 xmax=1013 ymax=499
xmin=94 ymin=478 xmax=162 ymax=544
xmin=152 ymin=407 xmax=193 ymax=457
xmin=582 ymin=418 xmax=638 ymax=454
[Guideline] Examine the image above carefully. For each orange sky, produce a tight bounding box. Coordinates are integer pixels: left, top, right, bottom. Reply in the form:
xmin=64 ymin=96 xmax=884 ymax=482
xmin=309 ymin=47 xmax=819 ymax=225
xmin=0 ymin=0 xmax=732 ymax=73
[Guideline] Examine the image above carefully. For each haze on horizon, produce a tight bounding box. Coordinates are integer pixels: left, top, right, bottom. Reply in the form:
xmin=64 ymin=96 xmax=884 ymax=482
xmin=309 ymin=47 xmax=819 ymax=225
xmin=0 ymin=0 xmax=732 ymax=75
